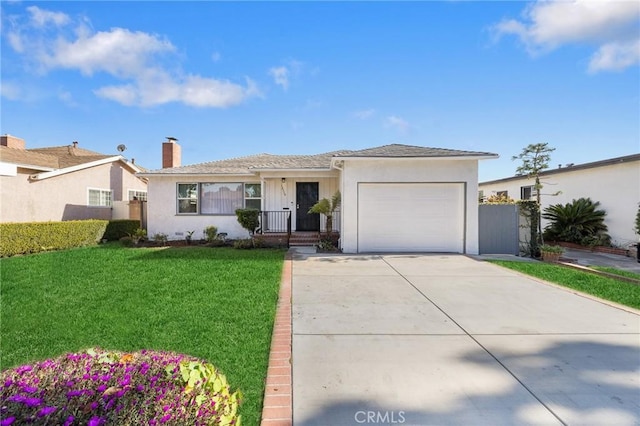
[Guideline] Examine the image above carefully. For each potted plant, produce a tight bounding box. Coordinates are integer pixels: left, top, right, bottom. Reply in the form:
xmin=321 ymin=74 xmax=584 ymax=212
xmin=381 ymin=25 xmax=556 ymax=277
xmin=185 ymin=230 xmax=195 ymax=245
xmin=540 ymin=244 xmax=563 ymax=262
xmin=308 ymin=190 xmax=341 ymax=235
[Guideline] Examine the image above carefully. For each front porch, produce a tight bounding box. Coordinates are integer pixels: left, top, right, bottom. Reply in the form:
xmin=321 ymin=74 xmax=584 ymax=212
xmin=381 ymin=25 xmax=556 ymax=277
xmin=257 ymin=210 xmax=340 ymax=247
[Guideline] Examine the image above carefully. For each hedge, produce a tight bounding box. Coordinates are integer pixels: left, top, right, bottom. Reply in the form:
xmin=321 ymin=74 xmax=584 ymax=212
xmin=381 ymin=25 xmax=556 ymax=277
xmin=0 ymin=220 xmax=108 ymax=257
xmin=102 ymin=219 xmax=141 ymax=241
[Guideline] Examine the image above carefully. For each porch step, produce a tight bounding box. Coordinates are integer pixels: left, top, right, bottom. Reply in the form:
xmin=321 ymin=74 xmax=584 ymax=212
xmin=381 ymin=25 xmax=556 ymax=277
xmin=289 ymin=232 xmax=320 ymax=246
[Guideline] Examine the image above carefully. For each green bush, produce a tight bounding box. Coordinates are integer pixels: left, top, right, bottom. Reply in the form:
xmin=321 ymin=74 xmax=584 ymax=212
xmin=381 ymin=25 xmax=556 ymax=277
xmin=542 ymin=197 xmax=611 ymax=246
xmin=204 ymin=226 xmax=219 ymax=243
xmin=119 ymin=236 xmax=135 ymax=247
xmin=0 ymin=220 xmax=108 ymax=257
xmin=233 ymin=238 xmax=254 ymax=249
xmin=235 ymin=209 xmax=260 ymax=235
xmin=103 ymin=220 xmax=141 ymax=241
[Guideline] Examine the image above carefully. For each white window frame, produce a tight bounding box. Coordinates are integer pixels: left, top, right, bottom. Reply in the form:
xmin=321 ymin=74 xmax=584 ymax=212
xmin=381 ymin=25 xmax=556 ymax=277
xmin=244 ymin=182 xmax=262 ymax=210
xmin=128 ymin=189 xmax=148 ymax=201
xmin=88 ymin=188 xmax=112 ymax=207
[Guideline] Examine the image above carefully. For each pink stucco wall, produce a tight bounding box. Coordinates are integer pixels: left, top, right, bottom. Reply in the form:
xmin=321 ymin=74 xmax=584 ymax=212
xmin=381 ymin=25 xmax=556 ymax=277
xmin=0 ymin=162 xmax=147 ymax=223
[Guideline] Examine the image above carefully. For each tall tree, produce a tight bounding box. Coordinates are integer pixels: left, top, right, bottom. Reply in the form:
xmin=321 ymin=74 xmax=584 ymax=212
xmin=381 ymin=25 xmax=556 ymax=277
xmin=512 ymin=142 xmax=555 ymax=251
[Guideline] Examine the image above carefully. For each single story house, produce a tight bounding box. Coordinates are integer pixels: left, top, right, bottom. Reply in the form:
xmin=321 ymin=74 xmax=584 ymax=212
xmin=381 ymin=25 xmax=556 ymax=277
xmin=0 ymin=135 xmax=148 ymax=223
xmin=479 ymin=153 xmax=640 ymax=247
xmin=140 ymin=140 xmax=497 ymax=254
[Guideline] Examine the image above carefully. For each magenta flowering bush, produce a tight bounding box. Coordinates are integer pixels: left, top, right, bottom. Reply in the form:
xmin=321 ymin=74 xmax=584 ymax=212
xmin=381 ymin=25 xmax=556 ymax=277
xmin=0 ymin=348 xmax=241 ymax=425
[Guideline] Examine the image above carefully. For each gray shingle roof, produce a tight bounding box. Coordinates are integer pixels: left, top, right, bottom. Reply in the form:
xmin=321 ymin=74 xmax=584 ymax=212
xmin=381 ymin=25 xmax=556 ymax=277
xmin=143 ymin=144 xmax=497 ymax=175
xmin=337 ymin=144 xmax=497 ymax=158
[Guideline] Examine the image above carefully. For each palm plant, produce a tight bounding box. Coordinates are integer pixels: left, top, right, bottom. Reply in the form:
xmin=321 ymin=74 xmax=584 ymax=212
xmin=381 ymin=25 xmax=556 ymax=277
xmin=542 ymin=197 xmax=610 ymax=246
xmin=308 ymin=191 xmax=341 ymax=234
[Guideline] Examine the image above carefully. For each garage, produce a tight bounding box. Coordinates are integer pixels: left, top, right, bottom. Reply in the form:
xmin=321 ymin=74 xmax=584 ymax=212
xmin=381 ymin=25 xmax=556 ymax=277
xmin=357 ymin=182 xmax=465 ymax=253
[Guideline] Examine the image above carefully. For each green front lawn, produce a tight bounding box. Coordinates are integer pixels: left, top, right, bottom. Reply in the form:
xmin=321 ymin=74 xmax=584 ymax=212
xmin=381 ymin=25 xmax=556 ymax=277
xmin=489 ymin=260 xmax=640 ymax=309
xmin=0 ymin=244 xmax=285 ymax=425
xmin=591 ymin=266 xmax=640 ymax=281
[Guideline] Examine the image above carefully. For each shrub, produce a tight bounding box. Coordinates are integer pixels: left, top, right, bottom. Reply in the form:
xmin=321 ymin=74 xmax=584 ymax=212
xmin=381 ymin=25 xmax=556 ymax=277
xmin=153 ymin=233 xmax=168 ymax=245
xmin=128 ymin=228 xmax=147 ymax=244
xmin=235 ymin=209 xmax=259 ymax=236
xmin=102 ymin=220 xmax=141 ymax=241
xmin=0 ymin=348 xmax=241 ymax=426
xmin=0 ymin=220 xmax=108 ymax=257
xmin=204 ymin=226 xmax=219 ymax=243
xmin=119 ymin=236 xmax=135 ymax=248
xmin=542 ymin=197 xmax=610 ymax=246
xmin=233 ymin=238 xmax=254 ymax=249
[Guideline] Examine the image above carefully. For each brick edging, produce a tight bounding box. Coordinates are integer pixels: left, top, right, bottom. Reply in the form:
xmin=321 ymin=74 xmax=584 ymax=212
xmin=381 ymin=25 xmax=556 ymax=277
xmin=260 ymin=251 xmax=293 ymax=426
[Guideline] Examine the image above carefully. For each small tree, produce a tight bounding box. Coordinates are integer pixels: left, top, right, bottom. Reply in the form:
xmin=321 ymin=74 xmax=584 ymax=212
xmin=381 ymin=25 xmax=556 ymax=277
xmin=235 ymin=209 xmax=260 ymax=236
xmin=512 ymin=143 xmax=555 ymax=251
xmin=308 ymin=191 xmax=341 ymax=234
xmin=635 ymin=202 xmax=640 ymax=236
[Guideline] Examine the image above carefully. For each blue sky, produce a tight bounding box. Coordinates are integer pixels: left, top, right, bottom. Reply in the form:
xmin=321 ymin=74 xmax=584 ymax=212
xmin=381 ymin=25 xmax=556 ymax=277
xmin=1 ymin=1 xmax=638 ymax=181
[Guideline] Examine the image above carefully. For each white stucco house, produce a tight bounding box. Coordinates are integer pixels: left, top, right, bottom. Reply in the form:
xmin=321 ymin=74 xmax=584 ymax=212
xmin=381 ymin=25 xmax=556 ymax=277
xmin=139 ymin=140 xmax=498 ymax=254
xmin=479 ymin=154 xmax=640 ymax=248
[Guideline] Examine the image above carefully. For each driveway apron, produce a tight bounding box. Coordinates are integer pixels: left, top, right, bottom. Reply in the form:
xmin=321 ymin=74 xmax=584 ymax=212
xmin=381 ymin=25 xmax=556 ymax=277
xmin=291 ymin=254 xmax=640 ymax=426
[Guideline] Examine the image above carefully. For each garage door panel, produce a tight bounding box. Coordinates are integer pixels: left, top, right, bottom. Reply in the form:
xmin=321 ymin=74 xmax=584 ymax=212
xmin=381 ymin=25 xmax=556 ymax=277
xmin=358 ymin=183 xmax=464 ymax=252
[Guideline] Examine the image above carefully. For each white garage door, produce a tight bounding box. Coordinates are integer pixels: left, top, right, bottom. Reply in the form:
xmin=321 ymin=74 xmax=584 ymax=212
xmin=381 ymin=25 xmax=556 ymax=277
xmin=358 ymin=183 xmax=465 ymax=253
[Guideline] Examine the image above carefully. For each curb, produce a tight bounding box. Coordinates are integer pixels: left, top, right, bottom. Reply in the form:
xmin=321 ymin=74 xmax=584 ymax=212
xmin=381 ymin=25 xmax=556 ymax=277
xmin=260 ymin=251 xmax=293 ymax=426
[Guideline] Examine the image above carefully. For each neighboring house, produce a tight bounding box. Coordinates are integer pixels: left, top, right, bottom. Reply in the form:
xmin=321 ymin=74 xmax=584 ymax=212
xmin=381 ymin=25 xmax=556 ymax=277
xmin=139 ymin=139 xmax=497 ymax=254
xmin=479 ymin=154 xmax=640 ymax=247
xmin=0 ymin=135 xmax=148 ymax=223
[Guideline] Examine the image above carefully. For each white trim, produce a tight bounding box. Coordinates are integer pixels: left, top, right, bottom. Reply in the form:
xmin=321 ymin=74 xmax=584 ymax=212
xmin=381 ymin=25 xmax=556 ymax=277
xmin=128 ymin=189 xmax=148 ymax=201
xmin=29 ymin=156 xmax=141 ymax=181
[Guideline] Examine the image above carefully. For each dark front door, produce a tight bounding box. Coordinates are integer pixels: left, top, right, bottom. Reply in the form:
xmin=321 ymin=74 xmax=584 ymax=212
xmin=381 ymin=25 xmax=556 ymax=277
xmin=296 ymin=182 xmax=320 ymax=231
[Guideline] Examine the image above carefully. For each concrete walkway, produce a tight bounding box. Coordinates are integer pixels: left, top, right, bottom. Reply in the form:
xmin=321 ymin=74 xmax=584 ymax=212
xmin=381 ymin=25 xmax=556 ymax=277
xmin=291 ymin=253 xmax=640 ymax=425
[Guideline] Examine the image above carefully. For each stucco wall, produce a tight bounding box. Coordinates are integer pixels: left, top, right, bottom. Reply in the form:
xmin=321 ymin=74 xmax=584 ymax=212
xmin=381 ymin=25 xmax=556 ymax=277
xmin=339 ymin=158 xmax=480 ymax=254
xmin=0 ymin=162 xmax=147 ymax=223
xmin=146 ymin=173 xmax=339 ymax=240
xmin=479 ymin=159 xmax=640 ymax=246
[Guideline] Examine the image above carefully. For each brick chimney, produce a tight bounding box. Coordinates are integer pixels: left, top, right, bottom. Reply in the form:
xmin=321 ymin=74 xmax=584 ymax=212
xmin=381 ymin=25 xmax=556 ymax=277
xmin=162 ymin=137 xmax=181 ymax=168
xmin=1 ymin=135 xmax=26 ymax=150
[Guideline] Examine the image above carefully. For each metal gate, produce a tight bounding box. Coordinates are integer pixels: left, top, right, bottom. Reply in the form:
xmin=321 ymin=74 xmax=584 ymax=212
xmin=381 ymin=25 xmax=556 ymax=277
xmin=479 ymin=204 xmax=520 ymax=255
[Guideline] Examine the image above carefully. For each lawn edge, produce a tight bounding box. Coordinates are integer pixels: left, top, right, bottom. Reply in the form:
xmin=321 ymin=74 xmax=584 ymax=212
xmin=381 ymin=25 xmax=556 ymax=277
xmin=488 ymin=260 xmax=640 ymax=316
xmin=261 ymin=250 xmax=293 ymax=426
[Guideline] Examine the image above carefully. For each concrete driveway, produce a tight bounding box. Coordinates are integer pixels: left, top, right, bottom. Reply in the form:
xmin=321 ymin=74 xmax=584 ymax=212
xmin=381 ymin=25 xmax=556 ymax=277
xmin=292 ymin=254 xmax=640 ymax=426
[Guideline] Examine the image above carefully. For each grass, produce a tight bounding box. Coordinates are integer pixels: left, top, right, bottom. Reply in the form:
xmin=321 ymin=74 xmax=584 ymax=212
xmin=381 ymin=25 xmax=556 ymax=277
xmin=0 ymin=244 xmax=285 ymax=425
xmin=489 ymin=260 xmax=640 ymax=310
xmin=591 ymin=266 xmax=640 ymax=281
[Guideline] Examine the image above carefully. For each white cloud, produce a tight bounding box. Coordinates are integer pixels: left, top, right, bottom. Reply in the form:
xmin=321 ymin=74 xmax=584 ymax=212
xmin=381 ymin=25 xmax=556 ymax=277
xmin=27 ymin=5 xmax=70 ymax=28
xmin=588 ymin=39 xmax=640 ymax=73
xmin=384 ymin=115 xmax=410 ymax=133
xmin=39 ymin=28 xmax=176 ymax=77
xmin=269 ymin=66 xmax=290 ymax=90
xmin=353 ymin=108 xmax=375 ymax=119
xmin=268 ymin=59 xmax=306 ymax=91
xmin=6 ymin=6 xmax=260 ymax=108
xmin=493 ymin=0 xmax=640 ymax=72
xmin=0 ymin=81 xmax=22 ymax=100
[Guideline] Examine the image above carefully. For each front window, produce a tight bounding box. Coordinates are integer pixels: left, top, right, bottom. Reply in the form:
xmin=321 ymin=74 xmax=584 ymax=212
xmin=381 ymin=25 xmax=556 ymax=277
xmin=88 ymin=188 xmax=112 ymax=207
xmin=201 ymin=183 xmax=243 ymax=214
xmin=177 ymin=183 xmax=198 ymax=213
xmin=177 ymin=183 xmax=262 ymax=214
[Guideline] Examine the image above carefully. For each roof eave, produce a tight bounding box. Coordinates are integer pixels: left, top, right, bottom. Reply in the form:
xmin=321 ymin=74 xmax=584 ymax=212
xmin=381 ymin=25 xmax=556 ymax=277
xmin=334 ymin=154 xmax=499 ymax=161
xmin=29 ymin=156 xmax=131 ymax=181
